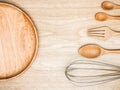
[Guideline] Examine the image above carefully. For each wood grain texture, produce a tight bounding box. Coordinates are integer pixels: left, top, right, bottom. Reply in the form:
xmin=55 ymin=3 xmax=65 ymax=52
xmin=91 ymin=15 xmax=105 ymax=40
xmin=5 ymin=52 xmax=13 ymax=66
xmin=0 ymin=0 xmax=120 ymax=90
xmin=0 ymin=3 xmax=38 ymax=79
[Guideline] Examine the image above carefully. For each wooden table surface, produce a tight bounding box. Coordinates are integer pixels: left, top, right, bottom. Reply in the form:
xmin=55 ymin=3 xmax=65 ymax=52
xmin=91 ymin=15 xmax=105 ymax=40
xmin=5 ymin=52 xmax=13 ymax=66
xmin=0 ymin=0 xmax=120 ymax=90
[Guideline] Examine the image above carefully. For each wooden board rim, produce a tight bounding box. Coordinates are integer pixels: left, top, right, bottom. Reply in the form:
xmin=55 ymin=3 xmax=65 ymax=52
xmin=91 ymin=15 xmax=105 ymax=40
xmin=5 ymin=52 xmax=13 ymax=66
xmin=0 ymin=2 xmax=39 ymax=79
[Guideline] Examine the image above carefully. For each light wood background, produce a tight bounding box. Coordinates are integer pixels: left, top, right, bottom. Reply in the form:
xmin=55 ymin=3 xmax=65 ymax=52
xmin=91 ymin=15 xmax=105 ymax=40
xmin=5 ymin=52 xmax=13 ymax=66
xmin=0 ymin=0 xmax=120 ymax=90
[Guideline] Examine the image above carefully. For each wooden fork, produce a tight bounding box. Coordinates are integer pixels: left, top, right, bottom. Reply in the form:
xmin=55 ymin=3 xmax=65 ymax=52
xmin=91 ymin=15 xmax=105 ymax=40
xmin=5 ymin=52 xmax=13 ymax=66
xmin=87 ymin=26 xmax=120 ymax=40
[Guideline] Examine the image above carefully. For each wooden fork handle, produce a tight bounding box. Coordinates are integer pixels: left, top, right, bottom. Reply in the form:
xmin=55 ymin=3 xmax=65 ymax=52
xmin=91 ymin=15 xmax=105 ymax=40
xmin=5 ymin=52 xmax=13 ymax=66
xmin=114 ymin=32 xmax=120 ymax=36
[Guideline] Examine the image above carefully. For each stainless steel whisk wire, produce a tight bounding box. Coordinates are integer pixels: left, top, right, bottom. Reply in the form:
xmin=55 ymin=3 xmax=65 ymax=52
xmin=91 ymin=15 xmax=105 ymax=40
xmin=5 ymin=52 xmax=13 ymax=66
xmin=65 ymin=60 xmax=120 ymax=87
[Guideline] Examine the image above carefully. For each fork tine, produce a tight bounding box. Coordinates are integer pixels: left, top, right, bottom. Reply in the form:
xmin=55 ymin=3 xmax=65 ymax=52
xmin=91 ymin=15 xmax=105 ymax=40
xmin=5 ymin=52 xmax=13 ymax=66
xmin=88 ymin=29 xmax=105 ymax=32
xmin=88 ymin=34 xmax=104 ymax=37
xmin=88 ymin=32 xmax=105 ymax=35
xmin=88 ymin=26 xmax=107 ymax=31
xmin=88 ymin=33 xmax=105 ymax=37
xmin=87 ymin=26 xmax=109 ymax=40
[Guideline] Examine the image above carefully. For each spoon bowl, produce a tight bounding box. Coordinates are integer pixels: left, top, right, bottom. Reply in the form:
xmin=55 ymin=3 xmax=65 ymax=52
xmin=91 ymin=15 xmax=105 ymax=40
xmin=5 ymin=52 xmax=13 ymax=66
xmin=95 ymin=12 xmax=108 ymax=21
xmin=95 ymin=12 xmax=120 ymax=21
xmin=79 ymin=44 xmax=103 ymax=58
xmin=102 ymin=1 xmax=114 ymax=10
xmin=101 ymin=1 xmax=120 ymax=10
xmin=79 ymin=44 xmax=120 ymax=58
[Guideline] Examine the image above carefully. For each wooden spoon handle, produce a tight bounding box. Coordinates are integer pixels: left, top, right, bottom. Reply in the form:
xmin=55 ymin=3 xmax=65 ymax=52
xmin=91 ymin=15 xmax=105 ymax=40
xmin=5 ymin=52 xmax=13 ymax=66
xmin=113 ymin=3 xmax=120 ymax=9
xmin=109 ymin=15 xmax=120 ymax=20
xmin=105 ymin=49 xmax=120 ymax=54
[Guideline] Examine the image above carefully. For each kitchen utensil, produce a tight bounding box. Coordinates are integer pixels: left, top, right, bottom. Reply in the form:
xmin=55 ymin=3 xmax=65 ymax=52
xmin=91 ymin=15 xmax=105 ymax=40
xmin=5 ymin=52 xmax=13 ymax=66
xmin=65 ymin=60 xmax=120 ymax=87
xmin=0 ymin=2 xmax=38 ymax=79
xmin=78 ymin=44 xmax=120 ymax=58
xmin=95 ymin=12 xmax=120 ymax=21
xmin=87 ymin=26 xmax=120 ymax=40
xmin=101 ymin=1 xmax=120 ymax=10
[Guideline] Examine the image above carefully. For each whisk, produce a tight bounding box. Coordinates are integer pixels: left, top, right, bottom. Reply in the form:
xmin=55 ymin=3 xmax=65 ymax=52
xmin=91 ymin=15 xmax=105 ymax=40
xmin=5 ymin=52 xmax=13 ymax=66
xmin=65 ymin=60 xmax=120 ymax=87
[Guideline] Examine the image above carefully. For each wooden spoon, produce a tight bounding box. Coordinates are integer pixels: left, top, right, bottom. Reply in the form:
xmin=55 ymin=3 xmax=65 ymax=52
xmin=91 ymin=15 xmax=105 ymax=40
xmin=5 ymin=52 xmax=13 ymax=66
xmin=102 ymin=1 xmax=120 ymax=10
xmin=95 ymin=12 xmax=120 ymax=21
xmin=0 ymin=2 xmax=38 ymax=79
xmin=78 ymin=44 xmax=120 ymax=58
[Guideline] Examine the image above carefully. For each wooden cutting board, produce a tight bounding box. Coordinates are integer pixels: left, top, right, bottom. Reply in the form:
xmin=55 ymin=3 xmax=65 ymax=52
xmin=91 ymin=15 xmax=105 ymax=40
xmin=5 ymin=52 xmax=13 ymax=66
xmin=0 ymin=0 xmax=120 ymax=90
xmin=0 ymin=2 xmax=38 ymax=79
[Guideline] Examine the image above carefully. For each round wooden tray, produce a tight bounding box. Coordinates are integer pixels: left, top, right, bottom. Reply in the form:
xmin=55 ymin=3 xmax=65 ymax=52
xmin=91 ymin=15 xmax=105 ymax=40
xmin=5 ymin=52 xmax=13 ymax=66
xmin=0 ymin=2 xmax=38 ymax=79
